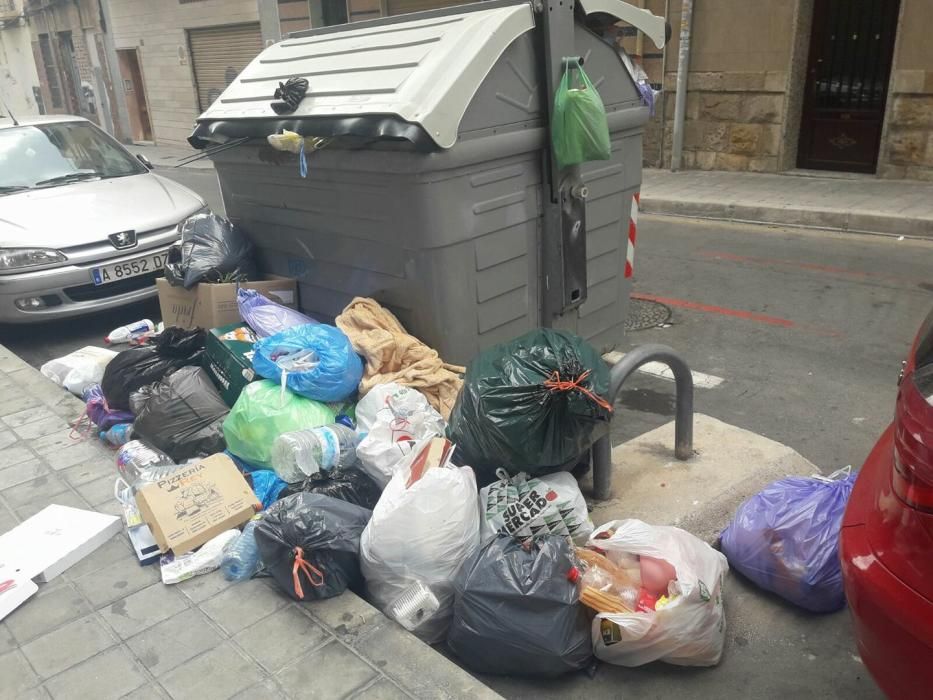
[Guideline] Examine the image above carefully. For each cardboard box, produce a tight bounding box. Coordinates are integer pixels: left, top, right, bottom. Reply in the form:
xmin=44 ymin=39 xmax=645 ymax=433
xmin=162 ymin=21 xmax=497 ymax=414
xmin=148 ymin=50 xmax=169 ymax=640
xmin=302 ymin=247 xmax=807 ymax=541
xmin=135 ymin=454 xmax=259 ymax=555
xmin=0 ymin=565 xmax=38 ymax=622
xmin=0 ymin=504 xmax=121 ymax=582
xmin=203 ymin=322 xmax=259 ymax=407
xmin=157 ymin=275 xmax=298 ymax=330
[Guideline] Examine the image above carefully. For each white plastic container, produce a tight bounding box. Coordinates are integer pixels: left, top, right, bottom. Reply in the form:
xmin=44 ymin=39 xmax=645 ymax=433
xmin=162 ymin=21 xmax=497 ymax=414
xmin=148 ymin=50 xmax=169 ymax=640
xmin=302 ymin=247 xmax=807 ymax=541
xmin=105 ymin=319 xmax=155 ymax=344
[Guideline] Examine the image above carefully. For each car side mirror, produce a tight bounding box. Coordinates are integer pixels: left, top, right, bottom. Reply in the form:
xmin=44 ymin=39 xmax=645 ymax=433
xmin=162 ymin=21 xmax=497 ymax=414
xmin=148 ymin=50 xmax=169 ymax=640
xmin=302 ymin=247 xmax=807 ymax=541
xmin=136 ymin=154 xmax=153 ymax=169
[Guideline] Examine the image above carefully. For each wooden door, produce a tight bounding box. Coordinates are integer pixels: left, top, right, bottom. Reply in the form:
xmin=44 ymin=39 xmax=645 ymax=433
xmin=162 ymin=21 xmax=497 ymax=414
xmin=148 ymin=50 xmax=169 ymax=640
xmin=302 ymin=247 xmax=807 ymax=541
xmin=797 ymin=0 xmax=900 ymax=173
xmin=117 ymin=49 xmax=152 ymax=142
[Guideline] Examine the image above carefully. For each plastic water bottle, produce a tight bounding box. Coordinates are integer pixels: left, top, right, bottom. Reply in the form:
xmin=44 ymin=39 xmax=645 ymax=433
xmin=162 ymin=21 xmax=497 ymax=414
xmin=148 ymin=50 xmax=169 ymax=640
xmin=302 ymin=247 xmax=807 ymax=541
xmin=221 ymin=519 xmax=262 ymax=581
xmin=100 ymin=423 xmax=134 ymax=446
xmin=116 ymin=440 xmax=177 ymax=486
xmin=270 ymin=424 xmax=359 ymax=483
xmin=105 ymin=319 xmax=155 ymax=344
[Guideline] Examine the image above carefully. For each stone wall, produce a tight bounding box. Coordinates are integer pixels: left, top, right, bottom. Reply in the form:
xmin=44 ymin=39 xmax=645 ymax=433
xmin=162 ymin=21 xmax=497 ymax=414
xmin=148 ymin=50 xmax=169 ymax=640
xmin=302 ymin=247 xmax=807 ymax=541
xmin=877 ymin=1 xmax=933 ymax=181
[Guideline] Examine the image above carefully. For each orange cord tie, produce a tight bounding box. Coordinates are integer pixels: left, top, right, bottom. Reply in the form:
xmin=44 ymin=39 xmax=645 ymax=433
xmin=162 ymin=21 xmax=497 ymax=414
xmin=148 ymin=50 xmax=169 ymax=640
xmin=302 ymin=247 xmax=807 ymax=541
xmin=543 ymin=369 xmax=614 ymax=413
xmin=292 ymin=546 xmax=324 ymax=600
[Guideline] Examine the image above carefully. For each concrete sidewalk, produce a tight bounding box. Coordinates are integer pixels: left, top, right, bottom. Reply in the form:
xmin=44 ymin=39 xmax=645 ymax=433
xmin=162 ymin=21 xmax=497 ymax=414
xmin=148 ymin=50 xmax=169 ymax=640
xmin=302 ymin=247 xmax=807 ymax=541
xmin=641 ymin=168 xmax=933 ymax=238
xmin=0 ymin=346 xmax=498 ymax=700
xmin=131 ymin=142 xmax=214 ymax=171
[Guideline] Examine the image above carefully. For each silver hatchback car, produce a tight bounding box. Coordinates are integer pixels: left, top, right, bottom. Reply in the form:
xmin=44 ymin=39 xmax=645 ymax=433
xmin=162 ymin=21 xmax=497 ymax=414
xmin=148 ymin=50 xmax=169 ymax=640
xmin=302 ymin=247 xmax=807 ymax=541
xmin=0 ymin=115 xmax=206 ymax=323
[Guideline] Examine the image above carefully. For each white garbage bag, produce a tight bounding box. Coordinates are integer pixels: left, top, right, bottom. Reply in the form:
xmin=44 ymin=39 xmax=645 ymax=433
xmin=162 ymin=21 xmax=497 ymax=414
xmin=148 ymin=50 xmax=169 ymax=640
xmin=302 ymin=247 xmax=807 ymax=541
xmin=480 ymin=470 xmax=594 ymax=544
xmin=40 ymin=346 xmax=117 ymax=396
xmin=587 ymin=519 xmax=729 ymax=667
xmin=360 ymin=438 xmax=481 ymax=643
xmin=355 ymin=383 xmax=446 ymax=487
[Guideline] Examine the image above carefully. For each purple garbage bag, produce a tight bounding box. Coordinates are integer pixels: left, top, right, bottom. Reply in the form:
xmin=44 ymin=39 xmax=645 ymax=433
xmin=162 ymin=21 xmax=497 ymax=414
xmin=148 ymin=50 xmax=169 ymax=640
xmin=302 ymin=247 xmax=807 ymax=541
xmin=237 ymin=288 xmax=317 ymax=338
xmin=83 ymin=384 xmax=134 ymax=431
xmin=719 ymin=468 xmax=856 ymax=612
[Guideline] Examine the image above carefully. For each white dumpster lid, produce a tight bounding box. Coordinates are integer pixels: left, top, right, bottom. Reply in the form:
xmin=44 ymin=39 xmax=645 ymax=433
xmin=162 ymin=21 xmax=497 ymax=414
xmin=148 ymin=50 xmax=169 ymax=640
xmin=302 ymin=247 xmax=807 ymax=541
xmin=193 ymin=3 xmax=535 ymax=149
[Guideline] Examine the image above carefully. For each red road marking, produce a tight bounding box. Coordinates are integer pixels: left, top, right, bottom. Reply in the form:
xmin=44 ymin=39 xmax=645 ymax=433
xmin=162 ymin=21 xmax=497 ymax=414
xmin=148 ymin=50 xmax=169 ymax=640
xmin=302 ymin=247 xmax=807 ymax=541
xmin=632 ymin=292 xmax=844 ymax=337
xmin=695 ymin=250 xmax=896 ymax=283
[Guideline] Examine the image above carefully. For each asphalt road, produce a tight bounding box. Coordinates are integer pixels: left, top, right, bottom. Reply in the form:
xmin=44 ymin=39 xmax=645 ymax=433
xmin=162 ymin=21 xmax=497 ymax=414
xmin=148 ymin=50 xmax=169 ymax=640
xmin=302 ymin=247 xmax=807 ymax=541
xmin=3 ymin=166 xmax=931 ymax=699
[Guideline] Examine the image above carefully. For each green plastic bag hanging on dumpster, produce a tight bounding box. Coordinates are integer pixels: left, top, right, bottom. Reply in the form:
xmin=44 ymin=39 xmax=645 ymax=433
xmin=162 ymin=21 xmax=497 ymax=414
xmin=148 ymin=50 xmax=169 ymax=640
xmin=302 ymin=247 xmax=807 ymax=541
xmin=551 ymin=60 xmax=612 ymax=170
xmin=223 ymin=380 xmax=336 ymax=468
xmin=447 ymin=329 xmax=612 ymax=484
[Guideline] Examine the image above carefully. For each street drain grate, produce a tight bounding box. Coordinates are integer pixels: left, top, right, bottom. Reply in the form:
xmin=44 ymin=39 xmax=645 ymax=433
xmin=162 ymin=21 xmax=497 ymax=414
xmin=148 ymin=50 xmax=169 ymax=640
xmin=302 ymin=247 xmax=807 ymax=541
xmin=624 ymin=298 xmax=672 ymax=331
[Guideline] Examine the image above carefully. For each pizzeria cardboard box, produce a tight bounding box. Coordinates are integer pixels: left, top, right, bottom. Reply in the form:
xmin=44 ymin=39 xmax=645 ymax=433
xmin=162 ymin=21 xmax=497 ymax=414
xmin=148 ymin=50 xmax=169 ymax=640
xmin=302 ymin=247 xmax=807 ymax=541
xmin=156 ymin=274 xmax=297 ymax=330
xmin=135 ymin=454 xmax=260 ymax=555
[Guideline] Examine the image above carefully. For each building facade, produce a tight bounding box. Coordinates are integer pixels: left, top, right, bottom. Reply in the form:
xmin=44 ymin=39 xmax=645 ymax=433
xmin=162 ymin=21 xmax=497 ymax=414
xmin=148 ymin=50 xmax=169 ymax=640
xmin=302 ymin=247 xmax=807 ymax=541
xmin=627 ymin=0 xmax=932 ymax=180
xmin=0 ymin=0 xmax=42 ymax=119
xmin=23 ymin=0 xmax=123 ymax=137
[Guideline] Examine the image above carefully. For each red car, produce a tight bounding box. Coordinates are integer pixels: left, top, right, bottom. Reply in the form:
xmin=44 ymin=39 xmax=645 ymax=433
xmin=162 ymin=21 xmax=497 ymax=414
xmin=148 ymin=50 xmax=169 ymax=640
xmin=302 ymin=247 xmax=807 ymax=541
xmin=841 ymin=309 xmax=933 ymax=698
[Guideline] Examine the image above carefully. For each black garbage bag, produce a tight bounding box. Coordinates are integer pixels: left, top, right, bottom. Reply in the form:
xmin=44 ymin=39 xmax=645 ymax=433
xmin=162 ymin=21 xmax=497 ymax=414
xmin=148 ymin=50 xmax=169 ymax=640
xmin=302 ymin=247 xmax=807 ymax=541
xmin=133 ymin=366 xmax=229 ymax=462
xmin=447 ymin=534 xmax=593 ymax=677
xmin=280 ymin=467 xmax=382 ymax=510
xmin=255 ymin=493 xmax=371 ymax=602
xmin=164 ymin=213 xmax=257 ymax=289
xmin=101 ymin=327 xmax=207 ymax=410
xmin=447 ymin=328 xmax=611 ymax=483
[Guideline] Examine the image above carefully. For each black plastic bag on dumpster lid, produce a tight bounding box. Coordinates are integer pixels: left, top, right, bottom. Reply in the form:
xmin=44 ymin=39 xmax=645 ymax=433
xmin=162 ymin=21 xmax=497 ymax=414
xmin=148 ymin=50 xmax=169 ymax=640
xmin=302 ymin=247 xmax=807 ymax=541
xmin=132 ymin=366 xmax=229 ymax=462
xmin=280 ymin=467 xmax=382 ymax=510
xmin=101 ymin=327 xmax=207 ymax=410
xmin=255 ymin=492 xmax=371 ymax=601
xmin=447 ymin=328 xmax=611 ymax=483
xmin=447 ymin=534 xmax=593 ymax=676
xmin=164 ymin=213 xmax=257 ymax=289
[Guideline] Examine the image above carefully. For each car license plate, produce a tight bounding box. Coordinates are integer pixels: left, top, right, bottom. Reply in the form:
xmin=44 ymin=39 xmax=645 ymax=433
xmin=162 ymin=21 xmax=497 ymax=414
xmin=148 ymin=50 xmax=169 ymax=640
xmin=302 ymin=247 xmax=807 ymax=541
xmin=91 ymin=252 xmax=167 ymax=286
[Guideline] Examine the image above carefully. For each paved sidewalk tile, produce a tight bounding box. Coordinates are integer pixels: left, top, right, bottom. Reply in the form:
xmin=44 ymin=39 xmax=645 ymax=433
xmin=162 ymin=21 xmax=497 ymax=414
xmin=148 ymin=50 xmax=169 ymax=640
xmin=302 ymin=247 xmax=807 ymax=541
xmin=43 ymin=645 xmax=147 ymax=700
xmin=21 ymin=614 xmax=115 ymax=679
xmin=199 ymin=578 xmax=288 ymax=635
xmin=0 ymin=392 xmax=42 ymax=418
xmin=277 ymin=640 xmax=378 ymax=699
xmin=127 ymin=608 xmax=223 ymax=677
xmin=233 ymin=605 xmax=330 ymax=673
xmin=73 ymin=553 xmax=161 ymax=609
xmin=12 ymin=416 xmax=70 ymax=441
xmin=351 ymin=679 xmax=413 ymax=700
xmin=229 ymin=678 xmax=283 ymax=700
xmin=1 ymin=473 xmax=69 ymax=509
xmin=0 ymin=458 xmax=50 ymax=490
xmin=60 ymin=461 xmax=114 ymax=488
xmin=159 ymin=642 xmax=266 ymax=700
xmin=99 ymin=583 xmax=189 ymax=640
xmin=174 ymin=567 xmax=237 ymax=604
xmin=3 ymin=582 xmax=92 ymax=645
xmin=0 ymin=620 xmax=17 ymax=653
xmin=66 ymin=537 xmax=132 ymax=580
xmin=0 ymin=445 xmax=36 ymax=472
xmin=1 ymin=406 xmax=58 ymax=429
xmin=0 ymin=649 xmax=40 ymax=697
xmin=14 ymin=491 xmax=89 ymax=522
xmin=0 ymin=428 xmax=17 ymax=449
xmin=122 ymin=685 xmax=172 ymax=700
xmin=75 ymin=475 xmax=121 ymax=508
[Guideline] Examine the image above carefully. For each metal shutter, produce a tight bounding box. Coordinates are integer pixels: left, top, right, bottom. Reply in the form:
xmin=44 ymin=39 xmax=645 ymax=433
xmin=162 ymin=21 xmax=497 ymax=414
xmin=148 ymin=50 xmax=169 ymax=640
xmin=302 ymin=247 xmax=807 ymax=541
xmin=189 ymin=24 xmax=263 ymax=112
xmin=386 ymin=0 xmax=481 ymax=16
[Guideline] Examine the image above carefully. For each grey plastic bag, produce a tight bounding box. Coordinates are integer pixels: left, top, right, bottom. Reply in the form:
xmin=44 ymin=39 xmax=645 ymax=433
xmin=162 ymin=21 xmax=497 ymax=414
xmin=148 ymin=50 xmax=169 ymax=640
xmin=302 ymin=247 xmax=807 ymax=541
xmin=447 ymin=535 xmax=593 ymax=677
xmin=164 ymin=213 xmax=257 ymax=288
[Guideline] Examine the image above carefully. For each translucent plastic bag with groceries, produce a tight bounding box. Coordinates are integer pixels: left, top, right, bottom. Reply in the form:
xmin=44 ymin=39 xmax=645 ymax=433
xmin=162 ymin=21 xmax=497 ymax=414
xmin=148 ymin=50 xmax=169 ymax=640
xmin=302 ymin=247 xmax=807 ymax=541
xmin=583 ymin=519 xmax=729 ymax=667
xmin=355 ymin=383 xmax=446 ymax=487
xmin=360 ymin=437 xmax=480 ymax=643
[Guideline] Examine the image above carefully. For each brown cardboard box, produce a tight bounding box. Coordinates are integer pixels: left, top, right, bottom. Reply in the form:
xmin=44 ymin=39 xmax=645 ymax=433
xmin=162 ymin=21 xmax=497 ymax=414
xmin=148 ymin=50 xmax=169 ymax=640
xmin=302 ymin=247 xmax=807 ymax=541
xmin=157 ymin=275 xmax=298 ymax=330
xmin=135 ymin=454 xmax=259 ymax=555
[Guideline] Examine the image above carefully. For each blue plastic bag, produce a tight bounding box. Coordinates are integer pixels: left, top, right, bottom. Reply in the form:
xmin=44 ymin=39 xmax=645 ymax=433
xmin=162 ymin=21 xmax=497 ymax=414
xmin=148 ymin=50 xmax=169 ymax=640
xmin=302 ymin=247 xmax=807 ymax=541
xmin=253 ymin=323 xmax=363 ymax=403
xmin=720 ymin=468 xmax=855 ymax=612
xmin=237 ymin=288 xmax=318 ymax=338
xmin=247 ymin=470 xmax=288 ymax=509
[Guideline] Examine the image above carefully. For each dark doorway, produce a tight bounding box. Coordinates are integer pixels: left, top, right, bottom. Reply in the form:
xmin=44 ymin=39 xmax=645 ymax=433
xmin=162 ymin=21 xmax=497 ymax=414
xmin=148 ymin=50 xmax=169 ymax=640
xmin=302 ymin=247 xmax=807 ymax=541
xmin=797 ymin=0 xmax=900 ymax=173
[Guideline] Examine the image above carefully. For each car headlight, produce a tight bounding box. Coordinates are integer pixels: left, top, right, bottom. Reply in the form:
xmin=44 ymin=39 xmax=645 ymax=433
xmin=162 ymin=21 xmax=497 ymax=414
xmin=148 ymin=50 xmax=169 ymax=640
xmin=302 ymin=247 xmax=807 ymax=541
xmin=0 ymin=248 xmax=66 ymax=271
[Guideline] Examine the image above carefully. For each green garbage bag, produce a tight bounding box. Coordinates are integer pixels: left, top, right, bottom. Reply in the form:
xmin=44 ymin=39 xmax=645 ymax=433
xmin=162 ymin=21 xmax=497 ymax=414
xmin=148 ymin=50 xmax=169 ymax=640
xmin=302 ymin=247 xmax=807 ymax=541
xmin=223 ymin=380 xmax=336 ymax=468
xmin=447 ymin=329 xmax=612 ymax=484
xmin=551 ymin=60 xmax=612 ymax=169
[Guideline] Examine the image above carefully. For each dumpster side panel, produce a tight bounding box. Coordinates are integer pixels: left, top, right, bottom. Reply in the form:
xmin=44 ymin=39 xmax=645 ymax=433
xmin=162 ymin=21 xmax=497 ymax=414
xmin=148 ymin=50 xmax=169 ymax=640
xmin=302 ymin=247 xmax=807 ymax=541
xmin=214 ymin=143 xmax=543 ymax=366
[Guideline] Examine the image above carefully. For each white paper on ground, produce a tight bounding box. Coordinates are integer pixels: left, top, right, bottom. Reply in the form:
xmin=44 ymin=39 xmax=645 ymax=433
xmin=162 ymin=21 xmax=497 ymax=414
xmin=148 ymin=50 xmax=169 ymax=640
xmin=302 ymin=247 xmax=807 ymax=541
xmin=0 ymin=562 xmax=38 ymax=621
xmin=128 ymin=524 xmax=161 ymax=565
xmin=0 ymin=504 xmax=121 ymax=582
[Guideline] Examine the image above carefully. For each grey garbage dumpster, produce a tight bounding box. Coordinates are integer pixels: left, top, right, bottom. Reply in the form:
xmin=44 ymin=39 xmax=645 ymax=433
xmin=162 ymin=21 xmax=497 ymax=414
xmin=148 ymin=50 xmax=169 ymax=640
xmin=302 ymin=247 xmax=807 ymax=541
xmin=189 ymin=0 xmax=666 ymax=366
